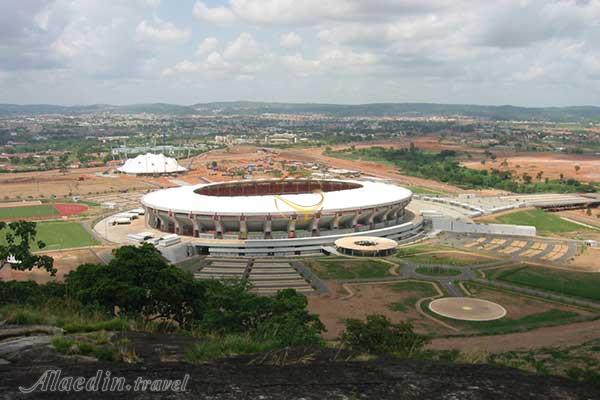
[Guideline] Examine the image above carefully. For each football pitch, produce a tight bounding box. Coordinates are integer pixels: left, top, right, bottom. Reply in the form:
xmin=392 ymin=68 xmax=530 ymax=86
xmin=0 ymin=204 xmax=59 ymax=219
xmin=0 ymin=221 xmax=98 ymax=251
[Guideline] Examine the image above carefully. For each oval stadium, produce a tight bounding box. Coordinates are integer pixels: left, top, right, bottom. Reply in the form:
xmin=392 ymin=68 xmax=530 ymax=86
xmin=140 ymin=179 xmax=423 ymax=256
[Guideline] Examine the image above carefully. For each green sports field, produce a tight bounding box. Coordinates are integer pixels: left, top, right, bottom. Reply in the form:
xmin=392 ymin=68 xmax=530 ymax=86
xmin=0 ymin=221 xmax=98 ymax=251
xmin=494 ymin=209 xmax=587 ymax=233
xmin=0 ymin=205 xmax=59 ymax=219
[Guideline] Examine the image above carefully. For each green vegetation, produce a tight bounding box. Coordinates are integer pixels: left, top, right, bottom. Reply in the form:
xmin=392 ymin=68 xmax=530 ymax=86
xmin=35 ymin=221 xmax=98 ymax=250
xmin=415 ymin=266 xmax=462 ymax=276
xmin=341 ymin=314 xmax=430 ymax=357
xmin=0 ymin=221 xmax=98 ymax=251
xmin=493 ymin=209 xmax=588 ymax=233
xmin=328 ymin=146 xmax=596 ymax=193
xmin=388 ymin=281 xmax=439 ymax=312
xmin=306 ymin=258 xmax=392 ymax=280
xmin=0 ymin=204 xmax=58 ymax=219
xmin=406 ymin=186 xmax=447 ymax=196
xmin=389 ymin=281 xmax=439 ymax=297
xmin=186 ymin=334 xmax=277 ymax=362
xmin=401 ymin=252 xmax=491 ymax=266
xmin=463 ymin=309 xmax=580 ymax=335
xmin=394 ymin=243 xmax=454 ymax=257
xmin=0 ymin=221 xmax=55 ymax=275
xmin=493 ymin=265 xmax=600 ymax=301
xmin=52 ymin=336 xmax=117 ymax=361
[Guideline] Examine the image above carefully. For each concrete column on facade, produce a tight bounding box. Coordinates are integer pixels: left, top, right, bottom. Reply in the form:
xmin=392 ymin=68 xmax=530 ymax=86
xmin=287 ymin=215 xmax=297 ymax=238
xmin=310 ymin=212 xmax=321 ymax=236
xmin=189 ymin=214 xmax=200 ymax=237
xmin=351 ymin=211 xmax=361 ymax=231
xmin=263 ymin=215 xmax=272 ymax=239
xmin=168 ymin=211 xmax=180 ymax=234
xmin=332 ymin=213 xmax=341 ymax=230
xmin=239 ymin=215 xmax=248 ymax=240
xmin=367 ymin=209 xmax=376 ymax=229
xmin=382 ymin=207 xmax=393 ymax=225
xmin=213 ymin=214 xmax=223 ymax=239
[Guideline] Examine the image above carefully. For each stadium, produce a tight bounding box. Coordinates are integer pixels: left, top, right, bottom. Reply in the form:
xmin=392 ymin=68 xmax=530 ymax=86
xmin=140 ymin=178 xmax=424 ymax=256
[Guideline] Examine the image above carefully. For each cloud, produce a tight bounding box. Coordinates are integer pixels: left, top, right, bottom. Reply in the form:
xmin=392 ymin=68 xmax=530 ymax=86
xmin=197 ymin=37 xmax=219 ymax=55
xmin=135 ymin=19 xmax=190 ymax=44
xmin=280 ymin=32 xmax=302 ymax=48
xmin=193 ymin=1 xmax=236 ymax=24
xmin=223 ymin=32 xmax=261 ymax=61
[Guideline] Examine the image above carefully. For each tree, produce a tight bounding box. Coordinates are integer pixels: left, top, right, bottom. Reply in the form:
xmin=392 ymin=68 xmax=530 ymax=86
xmin=66 ymin=244 xmax=204 ymax=328
xmin=341 ymin=314 xmax=429 ymax=357
xmin=0 ymin=221 xmax=55 ymax=276
xmin=574 ymin=165 xmax=581 ymax=173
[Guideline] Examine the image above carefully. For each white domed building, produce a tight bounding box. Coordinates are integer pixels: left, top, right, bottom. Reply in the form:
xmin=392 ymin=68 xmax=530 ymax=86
xmin=117 ymin=153 xmax=187 ymax=175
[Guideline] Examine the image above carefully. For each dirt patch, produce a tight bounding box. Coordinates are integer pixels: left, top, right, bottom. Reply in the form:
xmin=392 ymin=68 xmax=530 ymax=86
xmin=429 ymin=318 xmax=600 ymax=353
xmin=0 ymin=247 xmax=109 ymax=283
xmin=462 ymin=153 xmax=600 ymax=183
xmin=568 ymin=247 xmax=600 ymax=272
xmin=54 ymin=203 xmax=89 ymax=216
xmin=307 ymin=281 xmax=451 ymax=339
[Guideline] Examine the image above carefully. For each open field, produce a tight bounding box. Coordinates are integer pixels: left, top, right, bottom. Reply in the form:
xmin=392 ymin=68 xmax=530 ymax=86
xmin=0 ymin=221 xmax=99 ymax=251
xmin=462 ymin=153 xmax=600 ymax=183
xmin=305 ymin=257 xmax=393 ymax=280
xmin=492 ymin=209 xmax=589 ymax=234
xmin=489 ymin=265 xmax=600 ymax=301
xmin=434 ymin=283 xmax=592 ymax=335
xmin=307 ymin=280 xmax=447 ymax=339
xmin=0 ymin=248 xmax=107 ymax=283
xmin=398 ymin=251 xmax=496 ymax=266
xmin=0 ymin=166 xmax=169 ymax=200
xmin=0 ymin=204 xmax=58 ymax=219
xmin=0 ymin=203 xmax=90 ymax=220
xmin=280 ymin=146 xmax=465 ymax=194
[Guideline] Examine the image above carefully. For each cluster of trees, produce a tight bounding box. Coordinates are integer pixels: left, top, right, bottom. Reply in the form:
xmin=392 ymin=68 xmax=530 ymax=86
xmin=1 ymin=243 xmax=325 ymax=347
xmin=1 ymin=223 xmax=430 ymax=357
xmin=332 ymin=146 xmax=596 ymax=193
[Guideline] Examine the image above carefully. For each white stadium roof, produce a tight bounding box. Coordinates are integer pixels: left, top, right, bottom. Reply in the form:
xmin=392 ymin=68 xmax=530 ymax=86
xmin=141 ymin=179 xmax=412 ymax=216
xmin=117 ymin=153 xmax=186 ymax=175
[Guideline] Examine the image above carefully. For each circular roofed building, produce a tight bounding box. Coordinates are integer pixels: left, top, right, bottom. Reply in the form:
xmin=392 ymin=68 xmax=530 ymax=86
xmin=117 ymin=153 xmax=187 ymax=175
xmin=141 ymin=179 xmax=423 ymax=256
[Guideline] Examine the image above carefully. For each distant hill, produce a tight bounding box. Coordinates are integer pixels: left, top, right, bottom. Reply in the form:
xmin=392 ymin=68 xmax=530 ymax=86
xmin=1 ymin=101 xmax=599 ymax=122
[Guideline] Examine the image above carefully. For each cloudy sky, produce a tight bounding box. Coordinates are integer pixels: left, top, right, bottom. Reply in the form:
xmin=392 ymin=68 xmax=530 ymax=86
xmin=1 ymin=0 xmax=600 ymax=106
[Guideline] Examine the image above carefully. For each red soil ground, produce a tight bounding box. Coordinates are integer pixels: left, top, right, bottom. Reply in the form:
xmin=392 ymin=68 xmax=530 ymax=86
xmin=54 ymin=203 xmax=88 ymax=216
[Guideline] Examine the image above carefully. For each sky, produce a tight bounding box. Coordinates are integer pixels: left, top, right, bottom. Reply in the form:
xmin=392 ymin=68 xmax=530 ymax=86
xmin=1 ymin=0 xmax=600 ymax=106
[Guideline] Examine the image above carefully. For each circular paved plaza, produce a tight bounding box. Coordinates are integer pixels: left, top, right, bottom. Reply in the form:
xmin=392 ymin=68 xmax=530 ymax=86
xmin=429 ymin=297 xmax=507 ymax=321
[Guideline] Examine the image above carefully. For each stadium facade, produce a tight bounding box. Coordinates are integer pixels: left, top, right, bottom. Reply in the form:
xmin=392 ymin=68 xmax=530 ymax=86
xmin=141 ymin=179 xmax=423 ymax=256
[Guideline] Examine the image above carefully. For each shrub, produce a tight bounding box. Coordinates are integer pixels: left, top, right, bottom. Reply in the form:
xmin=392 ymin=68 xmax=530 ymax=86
xmin=341 ymin=314 xmax=430 ymax=357
xmin=186 ymin=334 xmax=278 ymax=362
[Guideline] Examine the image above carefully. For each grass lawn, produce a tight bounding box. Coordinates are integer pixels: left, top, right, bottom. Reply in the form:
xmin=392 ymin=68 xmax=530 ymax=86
xmin=494 ymin=209 xmax=588 ymax=233
xmin=401 ymin=252 xmax=492 ymax=266
xmin=394 ymin=243 xmax=454 ymax=257
xmin=461 ymin=309 xmax=580 ymax=335
xmin=0 ymin=221 xmax=98 ymax=251
xmin=307 ymin=258 xmax=392 ymax=280
xmin=406 ymin=186 xmax=447 ymax=196
xmin=388 ymin=281 xmax=440 ymax=312
xmin=0 ymin=204 xmax=58 ymax=219
xmin=494 ymin=265 xmax=600 ymax=302
xmin=415 ymin=266 xmax=462 ymax=276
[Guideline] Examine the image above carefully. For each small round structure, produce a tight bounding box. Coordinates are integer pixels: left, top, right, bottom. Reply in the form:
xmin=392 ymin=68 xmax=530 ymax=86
xmin=335 ymin=236 xmax=398 ymax=257
xmin=429 ymin=297 xmax=506 ymax=321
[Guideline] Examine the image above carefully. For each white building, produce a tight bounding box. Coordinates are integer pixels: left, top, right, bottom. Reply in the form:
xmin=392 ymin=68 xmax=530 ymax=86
xmin=117 ymin=153 xmax=187 ymax=175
